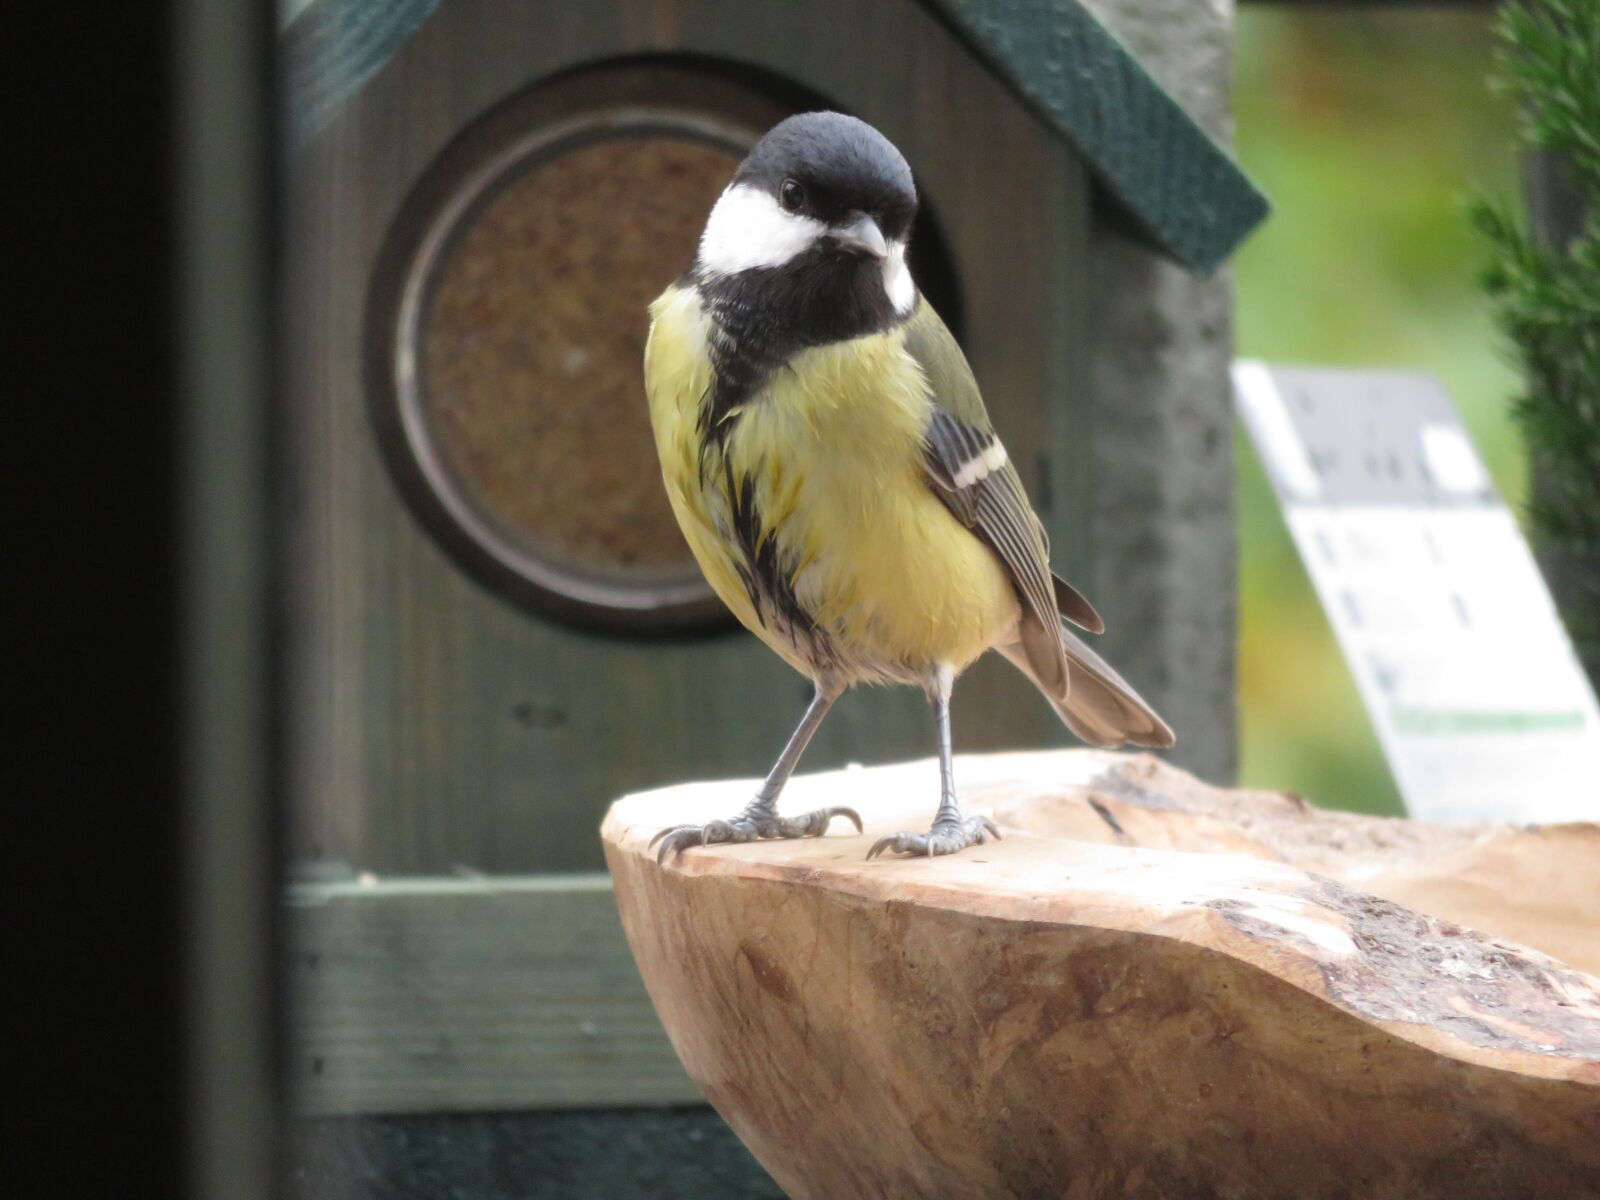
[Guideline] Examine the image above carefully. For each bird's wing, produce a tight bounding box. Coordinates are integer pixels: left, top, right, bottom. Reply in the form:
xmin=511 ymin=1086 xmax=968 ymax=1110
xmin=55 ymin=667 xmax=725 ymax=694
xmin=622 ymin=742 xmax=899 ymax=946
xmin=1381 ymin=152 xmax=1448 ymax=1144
xmin=905 ymin=299 xmax=1174 ymax=748
xmin=904 ymin=300 xmax=1070 ymax=693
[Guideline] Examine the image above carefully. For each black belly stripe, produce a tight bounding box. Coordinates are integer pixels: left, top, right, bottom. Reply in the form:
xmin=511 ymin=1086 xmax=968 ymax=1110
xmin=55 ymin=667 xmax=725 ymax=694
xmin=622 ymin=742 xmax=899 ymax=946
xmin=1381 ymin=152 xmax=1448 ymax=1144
xmin=719 ymin=454 xmax=825 ymax=660
xmin=682 ymin=263 xmax=916 ymax=676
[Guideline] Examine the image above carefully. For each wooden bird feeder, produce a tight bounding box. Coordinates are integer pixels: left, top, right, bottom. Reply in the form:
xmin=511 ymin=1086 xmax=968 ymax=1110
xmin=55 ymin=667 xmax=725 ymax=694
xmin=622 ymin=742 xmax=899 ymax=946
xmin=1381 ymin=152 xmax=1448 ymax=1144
xmin=603 ymin=752 xmax=1600 ymax=1199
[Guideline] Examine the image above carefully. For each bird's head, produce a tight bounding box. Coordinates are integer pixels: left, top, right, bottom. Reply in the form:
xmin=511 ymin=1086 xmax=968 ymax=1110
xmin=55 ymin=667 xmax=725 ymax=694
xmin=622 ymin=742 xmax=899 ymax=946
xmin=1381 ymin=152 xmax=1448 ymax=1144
xmin=694 ymin=112 xmax=919 ymax=340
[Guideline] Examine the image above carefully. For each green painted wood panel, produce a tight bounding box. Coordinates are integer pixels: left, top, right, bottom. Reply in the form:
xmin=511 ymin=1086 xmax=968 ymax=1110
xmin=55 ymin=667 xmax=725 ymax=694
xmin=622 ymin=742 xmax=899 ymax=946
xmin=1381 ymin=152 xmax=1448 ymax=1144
xmin=289 ymin=1108 xmax=781 ymax=1199
xmin=288 ymin=874 xmax=695 ymax=1113
xmin=929 ymin=0 xmax=1268 ymax=273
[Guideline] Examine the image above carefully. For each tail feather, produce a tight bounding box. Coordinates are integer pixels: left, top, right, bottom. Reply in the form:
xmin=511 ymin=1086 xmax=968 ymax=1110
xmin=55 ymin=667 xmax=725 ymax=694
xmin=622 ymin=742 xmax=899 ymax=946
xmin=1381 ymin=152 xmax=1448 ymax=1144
xmin=1051 ymin=572 xmax=1104 ymax=634
xmin=999 ymin=623 xmax=1176 ymax=749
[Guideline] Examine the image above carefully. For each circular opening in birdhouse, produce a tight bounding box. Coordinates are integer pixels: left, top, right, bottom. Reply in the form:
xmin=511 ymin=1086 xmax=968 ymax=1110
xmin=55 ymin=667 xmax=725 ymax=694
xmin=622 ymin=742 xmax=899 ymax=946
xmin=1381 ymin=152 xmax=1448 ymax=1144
xmin=420 ymin=133 xmax=731 ymax=579
xmin=373 ymin=64 xmax=967 ymax=632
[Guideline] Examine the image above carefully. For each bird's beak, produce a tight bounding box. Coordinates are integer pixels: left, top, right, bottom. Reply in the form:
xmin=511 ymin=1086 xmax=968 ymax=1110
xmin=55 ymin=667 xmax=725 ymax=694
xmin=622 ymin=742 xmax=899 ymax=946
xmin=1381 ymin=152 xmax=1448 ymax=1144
xmin=831 ymin=213 xmax=888 ymax=260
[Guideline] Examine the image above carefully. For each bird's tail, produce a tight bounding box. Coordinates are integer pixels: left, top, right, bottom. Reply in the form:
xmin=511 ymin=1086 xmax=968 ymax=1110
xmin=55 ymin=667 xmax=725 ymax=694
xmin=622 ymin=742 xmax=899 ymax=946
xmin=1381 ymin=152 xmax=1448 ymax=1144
xmin=998 ymin=622 xmax=1175 ymax=749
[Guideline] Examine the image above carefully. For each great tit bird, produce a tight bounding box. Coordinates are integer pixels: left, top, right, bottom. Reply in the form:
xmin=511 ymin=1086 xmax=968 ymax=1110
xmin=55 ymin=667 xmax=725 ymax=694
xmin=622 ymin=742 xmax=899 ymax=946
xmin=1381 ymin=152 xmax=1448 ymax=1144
xmin=645 ymin=112 xmax=1174 ymax=861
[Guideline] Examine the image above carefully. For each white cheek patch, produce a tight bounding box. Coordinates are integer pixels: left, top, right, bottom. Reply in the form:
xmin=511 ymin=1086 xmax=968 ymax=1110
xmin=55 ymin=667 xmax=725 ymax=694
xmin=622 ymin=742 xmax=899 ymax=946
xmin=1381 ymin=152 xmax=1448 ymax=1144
xmin=697 ymin=184 xmax=826 ymax=276
xmin=884 ymin=239 xmax=915 ymax=316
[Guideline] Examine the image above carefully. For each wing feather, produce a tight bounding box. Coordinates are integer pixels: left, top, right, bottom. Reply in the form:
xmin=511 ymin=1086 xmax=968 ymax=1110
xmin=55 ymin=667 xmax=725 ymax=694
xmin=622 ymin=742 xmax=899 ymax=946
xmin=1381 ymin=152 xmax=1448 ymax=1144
xmin=905 ymin=301 xmax=1067 ymax=690
xmin=1052 ymin=572 xmax=1105 ymax=634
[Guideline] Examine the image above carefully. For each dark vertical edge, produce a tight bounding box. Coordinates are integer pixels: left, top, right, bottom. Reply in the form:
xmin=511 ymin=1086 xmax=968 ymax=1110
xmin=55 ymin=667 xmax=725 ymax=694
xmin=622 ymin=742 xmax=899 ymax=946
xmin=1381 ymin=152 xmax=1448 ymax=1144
xmin=4 ymin=0 xmax=276 ymax=1190
xmin=176 ymin=0 xmax=283 ymax=1194
xmin=16 ymin=2 xmax=185 ymax=1196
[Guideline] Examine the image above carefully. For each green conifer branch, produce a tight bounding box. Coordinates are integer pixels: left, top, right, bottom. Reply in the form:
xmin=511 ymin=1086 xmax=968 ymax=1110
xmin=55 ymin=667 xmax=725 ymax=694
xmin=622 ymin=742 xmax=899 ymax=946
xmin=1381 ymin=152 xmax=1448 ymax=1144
xmin=1470 ymin=0 xmax=1600 ymax=677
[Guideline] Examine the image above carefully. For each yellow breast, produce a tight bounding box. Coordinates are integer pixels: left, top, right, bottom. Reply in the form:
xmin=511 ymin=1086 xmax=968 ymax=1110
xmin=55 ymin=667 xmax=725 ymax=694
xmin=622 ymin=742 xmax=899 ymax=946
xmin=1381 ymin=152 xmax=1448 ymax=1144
xmin=645 ymin=284 xmax=1017 ymax=680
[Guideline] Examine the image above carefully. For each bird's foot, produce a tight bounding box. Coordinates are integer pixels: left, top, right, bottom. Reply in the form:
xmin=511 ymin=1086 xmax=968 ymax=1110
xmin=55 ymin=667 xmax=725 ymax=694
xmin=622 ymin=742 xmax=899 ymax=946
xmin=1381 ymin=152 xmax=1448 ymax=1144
xmin=650 ymin=805 xmax=862 ymax=864
xmin=866 ymin=815 xmax=1000 ymax=860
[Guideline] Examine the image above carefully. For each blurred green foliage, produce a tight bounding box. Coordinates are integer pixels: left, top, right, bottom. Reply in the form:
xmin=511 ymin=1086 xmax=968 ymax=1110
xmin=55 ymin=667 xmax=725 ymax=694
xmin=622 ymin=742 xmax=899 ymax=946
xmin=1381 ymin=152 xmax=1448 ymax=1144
xmin=1232 ymin=8 xmax=1524 ymax=814
xmin=1470 ymin=0 xmax=1600 ymax=679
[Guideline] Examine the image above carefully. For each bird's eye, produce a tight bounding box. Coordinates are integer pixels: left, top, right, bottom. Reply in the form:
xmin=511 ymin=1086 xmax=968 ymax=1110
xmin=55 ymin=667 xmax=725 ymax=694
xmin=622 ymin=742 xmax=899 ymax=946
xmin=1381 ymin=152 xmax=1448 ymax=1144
xmin=778 ymin=179 xmax=805 ymax=213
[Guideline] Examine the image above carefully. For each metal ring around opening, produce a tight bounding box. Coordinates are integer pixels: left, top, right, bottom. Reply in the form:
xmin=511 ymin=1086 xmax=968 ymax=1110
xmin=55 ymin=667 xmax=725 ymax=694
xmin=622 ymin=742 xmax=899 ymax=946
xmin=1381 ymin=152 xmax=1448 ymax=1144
xmin=374 ymin=78 xmax=786 ymax=634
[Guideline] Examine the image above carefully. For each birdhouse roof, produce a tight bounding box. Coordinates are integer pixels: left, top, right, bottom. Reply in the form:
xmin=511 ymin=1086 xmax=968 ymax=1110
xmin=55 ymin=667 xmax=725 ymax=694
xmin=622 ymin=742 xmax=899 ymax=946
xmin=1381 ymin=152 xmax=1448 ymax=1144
xmin=926 ymin=0 xmax=1268 ymax=274
xmin=286 ymin=0 xmax=1266 ymax=272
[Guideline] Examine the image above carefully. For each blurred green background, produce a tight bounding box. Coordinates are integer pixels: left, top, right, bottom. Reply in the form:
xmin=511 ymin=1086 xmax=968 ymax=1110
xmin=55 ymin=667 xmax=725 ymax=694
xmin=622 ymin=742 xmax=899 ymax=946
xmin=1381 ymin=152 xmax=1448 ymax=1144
xmin=1232 ymin=7 xmax=1524 ymax=815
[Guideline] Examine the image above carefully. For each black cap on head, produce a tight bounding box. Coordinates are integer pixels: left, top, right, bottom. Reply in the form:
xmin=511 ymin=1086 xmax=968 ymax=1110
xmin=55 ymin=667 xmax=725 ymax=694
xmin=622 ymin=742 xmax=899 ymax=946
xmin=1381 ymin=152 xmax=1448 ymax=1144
xmin=735 ymin=112 xmax=918 ymax=240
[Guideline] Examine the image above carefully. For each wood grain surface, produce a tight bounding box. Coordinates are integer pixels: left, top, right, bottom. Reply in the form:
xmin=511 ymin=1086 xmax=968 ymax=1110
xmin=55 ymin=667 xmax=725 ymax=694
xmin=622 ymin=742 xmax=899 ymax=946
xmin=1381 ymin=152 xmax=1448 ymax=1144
xmin=605 ymin=750 xmax=1600 ymax=1200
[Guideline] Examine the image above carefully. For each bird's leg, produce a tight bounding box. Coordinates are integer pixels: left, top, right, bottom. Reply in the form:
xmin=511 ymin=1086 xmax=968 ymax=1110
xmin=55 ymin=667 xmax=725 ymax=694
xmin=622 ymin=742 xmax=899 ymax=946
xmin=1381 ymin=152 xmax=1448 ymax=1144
xmin=651 ymin=679 xmax=861 ymax=863
xmin=867 ymin=665 xmax=999 ymax=859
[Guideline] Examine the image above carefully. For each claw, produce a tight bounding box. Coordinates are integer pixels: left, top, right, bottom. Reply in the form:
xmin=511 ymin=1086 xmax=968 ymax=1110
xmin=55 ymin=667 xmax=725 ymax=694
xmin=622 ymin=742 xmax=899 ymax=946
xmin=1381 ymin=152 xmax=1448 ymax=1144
xmin=819 ymin=806 xmax=864 ymax=835
xmin=648 ymin=825 xmax=685 ymax=850
xmin=654 ymin=826 xmax=707 ymax=865
xmin=649 ymin=823 xmax=709 ymax=854
xmin=865 ymin=815 xmax=998 ymax=861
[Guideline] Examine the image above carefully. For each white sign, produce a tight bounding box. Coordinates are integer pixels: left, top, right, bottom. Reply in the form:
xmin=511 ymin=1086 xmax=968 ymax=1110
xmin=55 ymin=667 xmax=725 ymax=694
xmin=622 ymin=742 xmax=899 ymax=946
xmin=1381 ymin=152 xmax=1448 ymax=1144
xmin=1234 ymin=361 xmax=1599 ymax=824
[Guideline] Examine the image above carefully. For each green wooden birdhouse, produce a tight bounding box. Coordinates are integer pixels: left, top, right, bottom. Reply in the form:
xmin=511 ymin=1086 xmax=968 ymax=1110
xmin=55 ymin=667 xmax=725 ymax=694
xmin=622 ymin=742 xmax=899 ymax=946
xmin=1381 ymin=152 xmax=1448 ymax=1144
xmin=284 ymin=0 xmax=1263 ymax=882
